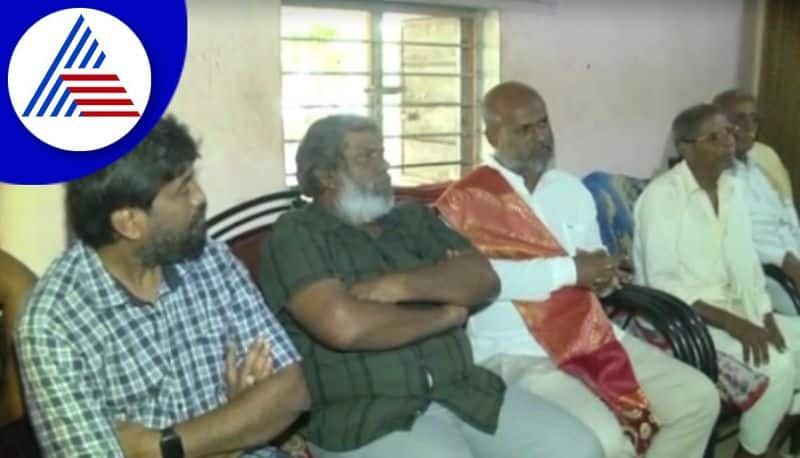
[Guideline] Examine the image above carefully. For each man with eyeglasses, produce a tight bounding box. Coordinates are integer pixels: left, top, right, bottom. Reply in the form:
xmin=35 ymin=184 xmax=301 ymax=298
xmin=634 ymin=103 xmax=800 ymax=458
xmin=715 ymin=89 xmax=800 ymax=316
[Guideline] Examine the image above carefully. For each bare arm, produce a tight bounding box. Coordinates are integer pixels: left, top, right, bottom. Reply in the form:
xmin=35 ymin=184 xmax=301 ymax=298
xmin=290 ymin=278 xmax=467 ymax=351
xmin=0 ymin=249 xmax=37 ymax=316
xmin=349 ymin=251 xmax=499 ymax=309
xmin=0 ymin=250 xmax=37 ymax=425
xmin=693 ymin=300 xmax=771 ymax=366
xmin=119 ymin=363 xmax=309 ymax=457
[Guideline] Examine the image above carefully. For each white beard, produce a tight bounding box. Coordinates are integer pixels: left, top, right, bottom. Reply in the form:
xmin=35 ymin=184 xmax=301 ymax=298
xmin=334 ymin=172 xmax=395 ymax=225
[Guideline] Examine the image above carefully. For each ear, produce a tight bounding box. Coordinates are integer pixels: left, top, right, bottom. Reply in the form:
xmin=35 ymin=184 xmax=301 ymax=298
xmin=676 ymin=142 xmax=691 ymax=159
xmin=110 ymin=207 xmax=149 ymax=242
xmin=314 ymin=168 xmax=338 ymax=193
xmin=485 ymin=124 xmax=499 ymax=149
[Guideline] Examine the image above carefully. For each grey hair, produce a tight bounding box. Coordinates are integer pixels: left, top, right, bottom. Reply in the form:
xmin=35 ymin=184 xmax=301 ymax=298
xmin=671 ymin=103 xmax=724 ymax=150
xmin=295 ymin=114 xmax=380 ymax=197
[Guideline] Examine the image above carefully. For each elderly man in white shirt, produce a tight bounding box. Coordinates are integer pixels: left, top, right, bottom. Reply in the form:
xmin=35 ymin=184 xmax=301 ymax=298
xmin=438 ymin=81 xmax=719 ymax=458
xmin=634 ymin=103 xmax=800 ymax=458
xmin=715 ymin=89 xmax=800 ymax=316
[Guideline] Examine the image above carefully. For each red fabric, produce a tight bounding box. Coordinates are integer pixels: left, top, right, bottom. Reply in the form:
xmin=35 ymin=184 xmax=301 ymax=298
xmin=435 ymin=166 xmax=659 ymax=455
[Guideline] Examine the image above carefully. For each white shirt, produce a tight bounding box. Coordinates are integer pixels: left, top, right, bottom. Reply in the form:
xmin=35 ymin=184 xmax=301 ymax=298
xmin=467 ymin=157 xmax=623 ymax=363
xmin=732 ymin=155 xmax=800 ymax=266
xmin=633 ymin=160 xmax=771 ymax=324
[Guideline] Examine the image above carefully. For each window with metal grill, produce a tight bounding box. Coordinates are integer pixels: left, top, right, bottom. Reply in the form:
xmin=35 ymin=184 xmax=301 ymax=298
xmin=281 ymin=1 xmax=488 ymax=186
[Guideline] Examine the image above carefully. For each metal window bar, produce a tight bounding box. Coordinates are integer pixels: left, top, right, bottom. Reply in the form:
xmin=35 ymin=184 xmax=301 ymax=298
xmin=286 ymin=160 xmax=472 ymax=177
xmin=284 ymin=132 xmax=473 ymax=143
xmin=282 ymin=71 xmax=477 ymax=78
xmin=282 ymin=36 xmax=475 ymax=49
xmin=282 ymin=0 xmax=482 ymax=19
xmin=283 ymin=102 xmax=475 ymax=109
xmin=281 ymin=0 xmax=483 ymax=183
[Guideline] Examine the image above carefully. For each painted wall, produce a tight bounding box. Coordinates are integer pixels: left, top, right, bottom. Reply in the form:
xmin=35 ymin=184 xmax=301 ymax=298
xmin=167 ymin=0 xmax=285 ymax=218
xmin=498 ymin=0 xmax=756 ymax=177
xmin=0 ymin=0 xmax=762 ymax=271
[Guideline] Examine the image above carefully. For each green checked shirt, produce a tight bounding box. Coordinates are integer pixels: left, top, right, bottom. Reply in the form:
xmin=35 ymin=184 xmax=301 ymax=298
xmin=17 ymin=239 xmax=300 ymax=457
xmin=259 ymin=202 xmax=505 ymax=452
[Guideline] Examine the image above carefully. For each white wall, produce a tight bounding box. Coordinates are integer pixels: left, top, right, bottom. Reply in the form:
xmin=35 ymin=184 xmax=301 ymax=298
xmin=0 ymin=0 xmax=763 ymax=271
xmin=167 ymin=0 xmax=284 ymax=218
xmin=0 ymin=185 xmax=66 ymax=274
xmin=405 ymin=0 xmax=759 ymax=177
xmin=169 ymin=0 xmax=761 ymax=214
xmin=500 ymin=0 xmax=754 ymax=177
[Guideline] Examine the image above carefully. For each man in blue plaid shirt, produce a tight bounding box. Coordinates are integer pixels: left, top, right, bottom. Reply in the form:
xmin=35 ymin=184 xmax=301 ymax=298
xmin=16 ymin=116 xmax=309 ymax=457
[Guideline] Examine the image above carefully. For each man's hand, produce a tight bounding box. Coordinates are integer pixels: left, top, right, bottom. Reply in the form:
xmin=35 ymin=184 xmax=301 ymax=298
xmin=617 ymin=254 xmax=635 ymax=283
xmin=575 ymin=249 xmax=619 ymax=290
xmin=441 ymin=303 xmax=469 ymax=328
xmin=725 ymin=315 xmax=772 ymax=366
xmin=592 ymin=276 xmax=621 ymax=298
xmin=349 ymin=274 xmax=408 ymax=304
xmin=225 ymin=338 xmax=272 ymax=399
xmin=783 ymin=253 xmax=800 ymax=292
xmin=116 ymin=421 xmax=159 ymax=457
xmin=764 ymin=313 xmax=787 ymax=352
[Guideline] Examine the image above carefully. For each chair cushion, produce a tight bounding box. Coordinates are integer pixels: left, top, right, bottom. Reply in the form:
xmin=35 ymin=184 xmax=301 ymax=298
xmin=582 ymin=172 xmax=648 ymax=258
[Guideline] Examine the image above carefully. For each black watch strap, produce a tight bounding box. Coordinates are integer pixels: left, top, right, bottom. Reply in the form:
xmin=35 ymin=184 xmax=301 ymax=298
xmin=159 ymin=426 xmax=184 ymax=458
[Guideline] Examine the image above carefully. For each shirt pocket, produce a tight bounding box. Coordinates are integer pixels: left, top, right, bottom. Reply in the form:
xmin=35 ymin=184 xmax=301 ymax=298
xmin=561 ymin=222 xmax=587 ymax=251
xmin=102 ymin=342 xmax=167 ymax=417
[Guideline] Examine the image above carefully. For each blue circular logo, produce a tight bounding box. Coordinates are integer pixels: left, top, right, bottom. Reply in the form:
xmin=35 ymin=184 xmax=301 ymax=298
xmin=2 ymin=1 xmax=187 ymax=184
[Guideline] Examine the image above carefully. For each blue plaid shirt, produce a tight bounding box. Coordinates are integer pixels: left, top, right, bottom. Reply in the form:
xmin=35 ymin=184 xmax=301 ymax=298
xmin=16 ymin=238 xmax=300 ymax=457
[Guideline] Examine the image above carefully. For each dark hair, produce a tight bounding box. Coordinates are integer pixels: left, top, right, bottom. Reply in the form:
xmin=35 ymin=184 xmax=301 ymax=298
xmin=671 ymin=103 xmax=724 ymax=149
xmin=712 ymin=88 xmax=755 ymax=110
xmin=67 ymin=115 xmax=199 ymax=248
xmin=295 ymin=114 xmax=379 ymax=197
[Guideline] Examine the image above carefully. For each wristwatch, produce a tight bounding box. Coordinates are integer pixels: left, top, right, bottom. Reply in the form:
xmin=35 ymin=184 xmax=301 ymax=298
xmin=159 ymin=426 xmax=184 ymax=458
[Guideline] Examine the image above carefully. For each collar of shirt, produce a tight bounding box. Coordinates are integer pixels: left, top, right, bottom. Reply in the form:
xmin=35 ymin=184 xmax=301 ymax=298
xmin=75 ymin=240 xmax=183 ymax=309
xmin=484 ymin=154 xmax=556 ymax=199
xmin=673 ymin=159 xmax=736 ymax=201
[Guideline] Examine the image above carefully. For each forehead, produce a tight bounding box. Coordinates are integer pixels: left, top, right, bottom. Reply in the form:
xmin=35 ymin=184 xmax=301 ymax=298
xmin=729 ymin=97 xmax=756 ymax=113
xmin=505 ymin=96 xmax=547 ymax=124
xmin=344 ymin=129 xmax=381 ymax=151
xmin=697 ymin=112 xmax=728 ymax=133
xmin=157 ymin=166 xmax=194 ymax=193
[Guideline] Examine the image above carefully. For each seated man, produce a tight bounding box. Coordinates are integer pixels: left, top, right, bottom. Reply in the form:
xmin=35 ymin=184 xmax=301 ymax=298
xmin=259 ymin=114 xmax=603 ymax=458
xmin=634 ymin=103 xmax=800 ymax=458
xmin=436 ymin=81 xmax=719 ymax=458
xmin=715 ymin=89 xmax=800 ymax=313
xmin=0 ymin=250 xmax=37 ymax=443
xmin=16 ymin=116 xmax=309 ymax=456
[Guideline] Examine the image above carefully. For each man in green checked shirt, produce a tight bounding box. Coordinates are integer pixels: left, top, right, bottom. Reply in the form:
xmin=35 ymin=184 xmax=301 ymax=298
xmin=259 ymin=114 xmax=603 ymax=458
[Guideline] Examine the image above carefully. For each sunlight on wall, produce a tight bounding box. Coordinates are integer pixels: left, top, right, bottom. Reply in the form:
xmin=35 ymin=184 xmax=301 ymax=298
xmin=0 ymin=184 xmax=66 ymax=274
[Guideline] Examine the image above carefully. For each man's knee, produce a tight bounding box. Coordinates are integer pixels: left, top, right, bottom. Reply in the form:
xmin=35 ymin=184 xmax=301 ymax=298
xmin=535 ymin=408 xmax=604 ymax=458
xmin=684 ymin=369 xmax=721 ymax=422
xmin=761 ymin=349 xmax=796 ymax=388
xmin=497 ymin=388 xmax=604 ymax=458
xmin=570 ymin=430 xmax=606 ymax=458
xmin=754 ymin=350 xmax=796 ymax=408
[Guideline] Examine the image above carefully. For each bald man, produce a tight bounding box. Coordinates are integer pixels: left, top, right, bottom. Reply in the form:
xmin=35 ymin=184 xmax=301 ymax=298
xmin=714 ymin=89 xmax=800 ymax=316
xmin=436 ymin=82 xmax=719 ymax=458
